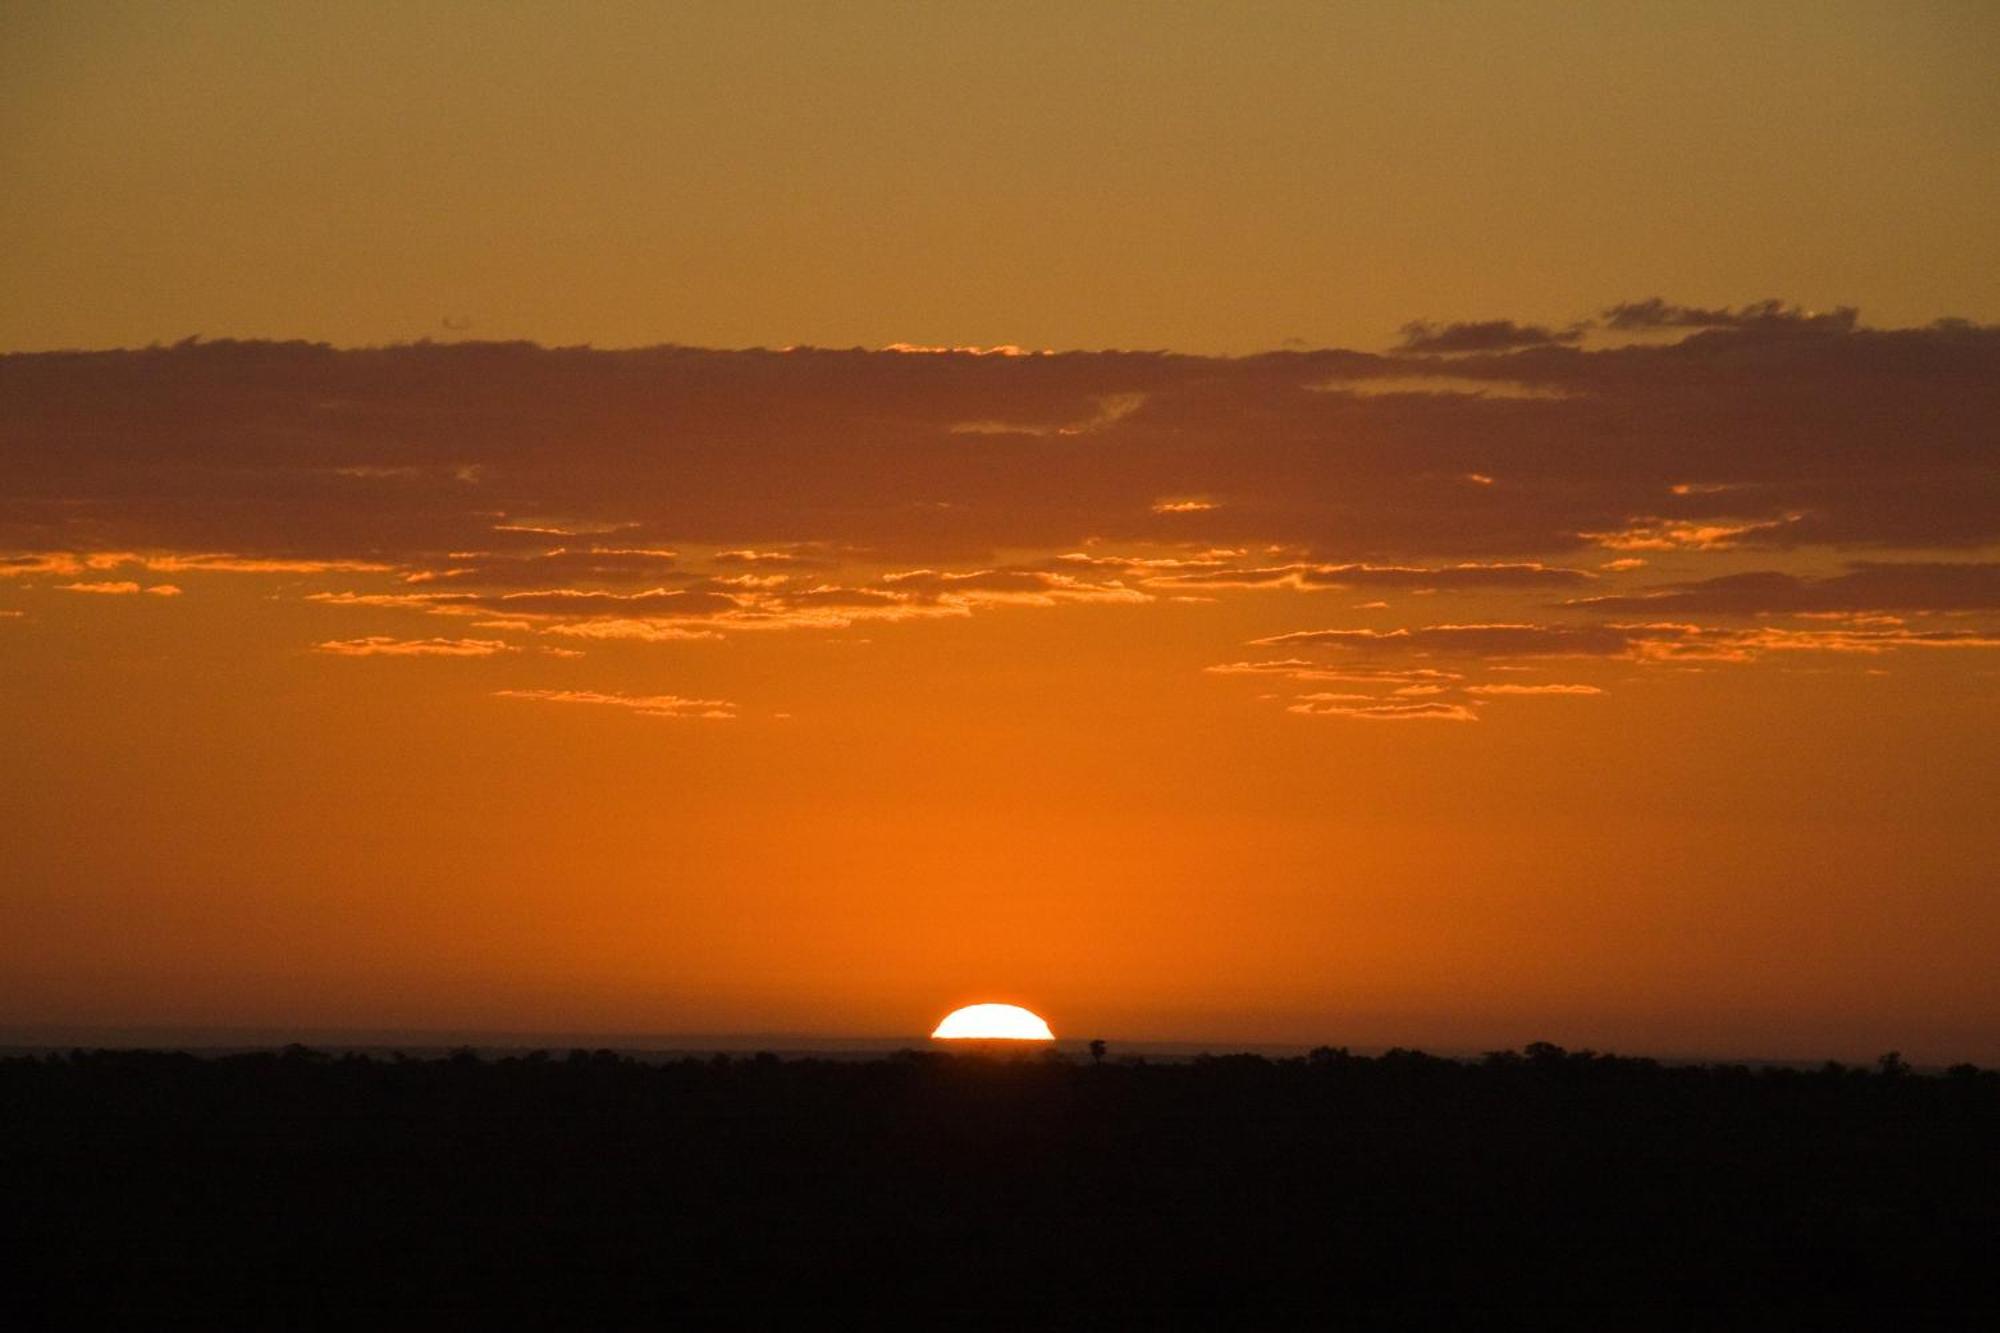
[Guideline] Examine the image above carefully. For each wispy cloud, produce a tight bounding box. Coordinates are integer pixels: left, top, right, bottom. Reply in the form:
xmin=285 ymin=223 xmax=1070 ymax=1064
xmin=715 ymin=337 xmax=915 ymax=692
xmin=1463 ymin=683 xmax=1603 ymax=696
xmin=1395 ymin=319 xmax=1587 ymax=353
xmin=1252 ymin=624 xmax=1634 ymax=657
xmin=493 ymin=688 xmax=736 ymax=720
xmin=1251 ymin=620 xmax=2000 ymax=664
xmin=1286 ymin=697 xmax=1480 ymax=722
xmin=1153 ymin=562 xmax=1593 ymax=592
xmin=404 ymin=548 xmax=683 ymax=587
xmin=1601 ymin=298 xmax=1858 ymax=334
xmin=316 ymin=637 xmax=518 ymax=657
xmin=56 ymin=581 xmax=180 ymax=596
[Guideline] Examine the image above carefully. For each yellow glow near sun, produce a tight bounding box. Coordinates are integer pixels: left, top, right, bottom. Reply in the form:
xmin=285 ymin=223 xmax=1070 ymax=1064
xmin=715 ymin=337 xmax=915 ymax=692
xmin=931 ymin=1003 xmax=1055 ymax=1041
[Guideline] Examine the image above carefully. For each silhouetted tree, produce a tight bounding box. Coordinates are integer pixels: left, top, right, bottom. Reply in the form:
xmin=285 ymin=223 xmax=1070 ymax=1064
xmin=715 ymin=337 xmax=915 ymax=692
xmin=1089 ymin=1039 xmax=1107 ymax=1065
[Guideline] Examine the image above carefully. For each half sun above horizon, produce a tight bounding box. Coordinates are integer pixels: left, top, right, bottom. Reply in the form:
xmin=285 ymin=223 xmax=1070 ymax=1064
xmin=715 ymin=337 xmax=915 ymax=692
xmin=931 ymin=1004 xmax=1056 ymax=1041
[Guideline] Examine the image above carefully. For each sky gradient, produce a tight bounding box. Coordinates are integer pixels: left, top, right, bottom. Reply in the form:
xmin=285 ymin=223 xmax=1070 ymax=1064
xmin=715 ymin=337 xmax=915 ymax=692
xmin=3 ymin=3 xmax=1995 ymax=1061
xmin=5 ymin=1 xmax=1997 ymax=354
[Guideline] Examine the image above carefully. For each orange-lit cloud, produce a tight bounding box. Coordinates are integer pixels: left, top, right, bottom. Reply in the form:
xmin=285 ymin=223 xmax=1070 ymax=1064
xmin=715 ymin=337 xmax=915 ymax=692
xmin=711 ymin=548 xmax=839 ymax=568
xmin=879 ymin=568 xmax=1150 ymax=608
xmin=1463 ymin=683 xmax=1603 ymax=696
xmin=493 ymin=688 xmax=735 ymax=720
xmin=404 ymin=548 xmax=683 ymax=587
xmin=3 ymin=554 xmax=84 ymax=577
xmin=1287 ymin=696 xmax=1480 ymax=722
xmin=1253 ymin=624 xmax=1635 ymax=658
xmin=1582 ymin=518 xmax=1801 ymax=552
xmin=1152 ymin=562 xmax=1593 ymax=592
xmin=316 ymin=637 xmax=518 ymax=657
xmin=16 ymin=551 xmax=392 ymax=577
xmin=1205 ymin=660 xmax=1466 ymax=685
xmin=141 ymin=554 xmax=394 ymax=574
xmin=1252 ymin=620 xmax=2000 ymax=664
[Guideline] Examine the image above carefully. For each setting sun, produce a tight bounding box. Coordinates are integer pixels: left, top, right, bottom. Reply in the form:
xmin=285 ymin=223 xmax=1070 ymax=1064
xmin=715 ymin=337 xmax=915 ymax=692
xmin=931 ymin=1004 xmax=1056 ymax=1041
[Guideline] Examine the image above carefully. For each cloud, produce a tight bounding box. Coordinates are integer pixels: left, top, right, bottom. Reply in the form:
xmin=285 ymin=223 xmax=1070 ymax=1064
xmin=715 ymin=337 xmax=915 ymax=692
xmin=306 ymin=590 xmax=489 ymax=615
xmin=1395 ymin=320 xmax=1587 ymax=354
xmin=1052 ymin=551 xmax=1241 ymax=574
xmin=1286 ymin=697 xmax=1480 ymax=722
xmin=1251 ymin=620 xmax=2000 ymax=664
xmin=493 ymin=688 xmax=735 ymax=720
xmin=1463 ymin=683 xmax=1603 ymax=696
xmin=1309 ymin=376 xmax=1571 ymax=401
xmin=1707 ymin=625 xmax=2000 ymax=656
xmin=1565 ymin=563 xmax=2000 ymax=615
xmin=1581 ymin=517 xmax=1801 ymax=552
xmin=404 ymin=548 xmax=683 ymax=587
xmin=139 ymin=553 xmax=395 ymax=574
xmin=10 ymin=550 xmax=392 ymax=579
xmin=536 ymin=619 xmax=726 ymax=642
xmin=879 ymin=568 xmax=1150 ymax=607
xmin=1601 ymin=298 xmax=1859 ymax=334
xmin=1205 ymin=660 xmax=1464 ymax=684
xmin=949 ymin=392 xmax=1145 ymax=438
xmin=3 ymin=315 xmax=1994 ymax=590
xmin=306 ymin=568 xmax=1106 ymax=639
xmin=1205 ymin=658 xmax=1340 ymax=679
xmin=57 ymin=581 xmax=144 ymax=595
xmin=880 ymin=343 xmax=1043 ymax=357
xmin=710 ymin=548 xmax=837 ymax=568
xmin=1253 ymin=623 xmax=1635 ymax=657
xmin=482 ymin=587 xmax=744 ymax=616
xmin=1213 ymin=655 xmax=1605 ymax=723
xmin=1153 ymin=562 xmax=1593 ymax=591
xmin=3 ymin=554 xmax=83 ymax=577
xmin=316 ymin=637 xmax=519 ymax=657
xmin=8 ymin=324 xmax=1993 ymax=738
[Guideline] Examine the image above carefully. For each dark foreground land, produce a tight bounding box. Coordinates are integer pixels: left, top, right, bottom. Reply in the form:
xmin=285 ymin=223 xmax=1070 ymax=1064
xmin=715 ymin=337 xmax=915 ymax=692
xmin=5 ymin=1045 xmax=1997 ymax=1324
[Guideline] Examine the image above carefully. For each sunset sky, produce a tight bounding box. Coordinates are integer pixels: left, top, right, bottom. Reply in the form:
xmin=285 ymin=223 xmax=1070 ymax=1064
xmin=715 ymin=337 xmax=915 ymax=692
xmin=4 ymin=2 xmax=1996 ymax=1061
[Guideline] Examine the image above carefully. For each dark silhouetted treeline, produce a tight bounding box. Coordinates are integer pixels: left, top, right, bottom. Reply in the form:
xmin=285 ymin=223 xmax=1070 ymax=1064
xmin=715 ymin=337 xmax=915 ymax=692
xmin=4 ymin=1043 xmax=1996 ymax=1322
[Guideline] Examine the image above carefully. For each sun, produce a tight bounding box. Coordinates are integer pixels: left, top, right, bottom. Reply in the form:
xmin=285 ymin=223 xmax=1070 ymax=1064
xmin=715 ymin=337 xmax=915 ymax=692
xmin=931 ymin=1003 xmax=1055 ymax=1041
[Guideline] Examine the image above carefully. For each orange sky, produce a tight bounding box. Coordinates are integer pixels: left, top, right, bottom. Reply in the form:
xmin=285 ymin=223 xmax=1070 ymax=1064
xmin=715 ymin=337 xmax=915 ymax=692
xmin=3 ymin=4 xmax=1996 ymax=1061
